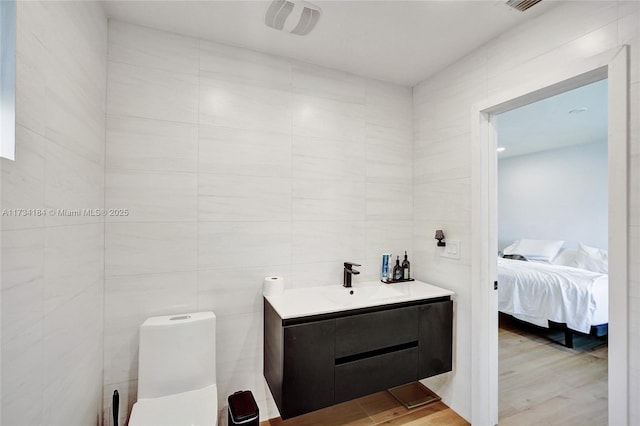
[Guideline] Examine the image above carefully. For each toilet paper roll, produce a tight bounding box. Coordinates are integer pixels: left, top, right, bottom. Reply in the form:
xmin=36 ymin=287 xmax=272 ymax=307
xmin=263 ymin=276 xmax=284 ymax=296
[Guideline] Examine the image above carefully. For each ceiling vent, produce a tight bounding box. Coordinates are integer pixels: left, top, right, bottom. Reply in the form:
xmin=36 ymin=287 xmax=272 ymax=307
xmin=506 ymin=0 xmax=542 ymax=12
xmin=265 ymin=0 xmax=321 ymax=36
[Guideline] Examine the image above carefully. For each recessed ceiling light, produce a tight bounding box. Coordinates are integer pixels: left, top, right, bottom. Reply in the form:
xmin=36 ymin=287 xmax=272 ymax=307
xmin=568 ymin=107 xmax=588 ymax=114
xmin=497 ymin=147 xmax=506 ymax=153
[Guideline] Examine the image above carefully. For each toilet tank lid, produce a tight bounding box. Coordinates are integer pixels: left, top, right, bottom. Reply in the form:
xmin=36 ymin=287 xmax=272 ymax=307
xmin=142 ymin=311 xmax=215 ymax=327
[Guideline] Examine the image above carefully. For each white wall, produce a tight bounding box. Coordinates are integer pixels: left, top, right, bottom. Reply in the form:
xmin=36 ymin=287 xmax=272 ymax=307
xmin=413 ymin=1 xmax=639 ymax=422
xmin=498 ymin=141 xmax=608 ymax=250
xmin=103 ymin=20 xmax=413 ymax=424
xmin=0 ymin=2 xmax=107 ymax=425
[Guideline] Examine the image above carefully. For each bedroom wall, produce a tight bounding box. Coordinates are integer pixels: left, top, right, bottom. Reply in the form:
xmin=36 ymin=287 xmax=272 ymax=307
xmin=498 ymin=140 xmax=608 ymax=250
xmin=413 ymin=1 xmax=639 ymax=422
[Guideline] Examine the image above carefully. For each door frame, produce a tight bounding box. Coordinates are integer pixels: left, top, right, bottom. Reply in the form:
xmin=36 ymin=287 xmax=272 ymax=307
xmin=470 ymin=45 xmax=629 ymax=426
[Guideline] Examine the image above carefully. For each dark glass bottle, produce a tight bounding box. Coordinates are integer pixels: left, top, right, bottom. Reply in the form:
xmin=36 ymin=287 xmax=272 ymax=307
xmin=393 ymin=256 xmax=402 ymax=280
xmin=402 ymin=251 xmax=410 ymax=280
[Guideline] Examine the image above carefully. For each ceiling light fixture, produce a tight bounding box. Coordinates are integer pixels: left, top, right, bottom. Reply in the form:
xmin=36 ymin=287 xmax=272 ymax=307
xmin=265 ymin=0 xmax=321 ymax=36
xmin=497 ymin=147 xmax=506 ymax=152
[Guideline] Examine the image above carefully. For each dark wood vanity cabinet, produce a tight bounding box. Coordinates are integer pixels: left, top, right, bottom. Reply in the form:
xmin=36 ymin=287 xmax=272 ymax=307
xmin=264 ymin=297 xmax=453 ymax=419
xmin=418 ymin=301 xmax=453 ymax=378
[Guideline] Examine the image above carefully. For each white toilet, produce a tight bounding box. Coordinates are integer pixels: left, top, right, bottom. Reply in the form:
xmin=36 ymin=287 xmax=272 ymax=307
xmin=128 ymin=312 xmax=218 ymax=426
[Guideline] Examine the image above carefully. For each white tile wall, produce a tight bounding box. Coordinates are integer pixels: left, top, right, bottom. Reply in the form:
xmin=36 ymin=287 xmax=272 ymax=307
xmin=1 ymin=2 xmax=107 ymax=426
xmin=293 ymin=134 xmax=365 ymax=181
xmin=0 ymin=228 xmax=45 ymax=425
xmin=106 ymin=116 xmax=198 ymax=173
xmin=104 ymin=21 xmax=413 ymax=424
xmin=199 ymin=40 xmax=292 ymax=90
xmin=105 ymin=170 xmax=198 ymax=222
xmin=365 ymin=124 xmax=412 ymax=184
xmin=293 ymin=93 xmax=365 ymax=141
xmin=198 ymin=221 xmax=292 ymax=270
xmin=413 ymin=1 xmax=640 ymax=422
xmin=200 ymin=78 xmax=293 ymax=133
xmin=199 ymin=174 xmax=291 ymax=222
xmin=44 ymin=142 xmax=104 ymax=227
xmin=293 ymin=179 xmax=366 ymax=221
xmin=43 ymin=282 xmax=103 ymax=426
xmin=198 ymin=125 xmax=291 ymax=178
xmin=293 ymin=64 xmax=366 ymax=103
xmin=108 ymin=20 xmax=200 ymax=75
xmin=44 ymin=223 xmax=104 ymax=315
xmin=106 ymin=222 xmax=198 ymax=276
xmin=107 ymin=61 xmax=199 ymax=124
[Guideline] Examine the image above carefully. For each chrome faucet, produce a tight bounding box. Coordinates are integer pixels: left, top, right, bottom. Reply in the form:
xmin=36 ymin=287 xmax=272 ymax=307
xmin=343 ymin=262 xmax=361 ymax=288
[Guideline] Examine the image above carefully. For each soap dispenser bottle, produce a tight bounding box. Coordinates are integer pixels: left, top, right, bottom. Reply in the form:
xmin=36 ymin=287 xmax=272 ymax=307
xmin=393 ymin=256 xmax=402 ymax=281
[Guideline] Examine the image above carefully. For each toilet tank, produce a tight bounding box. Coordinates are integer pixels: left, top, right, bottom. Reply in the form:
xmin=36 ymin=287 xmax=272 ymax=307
xmin=137 ymin=312 xmax=216 ymax=399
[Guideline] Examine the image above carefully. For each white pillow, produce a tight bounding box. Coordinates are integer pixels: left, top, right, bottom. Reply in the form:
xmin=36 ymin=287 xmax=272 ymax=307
xmin=574 ymin=243 xmax=608 ymax=273
xmin=503 ymin=239 xmax=565 ymax=262
xmin=502 ymin=241 xmax=519 ymax=255
xmin=551 ymin=248 xmax=578 ymax=266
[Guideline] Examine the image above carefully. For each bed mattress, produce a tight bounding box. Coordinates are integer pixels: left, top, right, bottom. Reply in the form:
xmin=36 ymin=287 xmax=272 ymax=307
xmin=498 ymin=258 xmax=608 ymax=333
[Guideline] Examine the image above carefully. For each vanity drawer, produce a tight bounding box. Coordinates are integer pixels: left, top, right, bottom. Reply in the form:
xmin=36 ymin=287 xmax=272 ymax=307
xmin=334 ymin=346 xmax=418 ymax=403
xmin=335 ymin=305 xmax=419 ymax=358
xmin=418 ymin=300 xmax=453 ymax=378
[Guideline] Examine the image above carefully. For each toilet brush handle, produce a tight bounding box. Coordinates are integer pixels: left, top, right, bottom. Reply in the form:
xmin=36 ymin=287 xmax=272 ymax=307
xmin=112 ymin=390 xmax=119 ymax=426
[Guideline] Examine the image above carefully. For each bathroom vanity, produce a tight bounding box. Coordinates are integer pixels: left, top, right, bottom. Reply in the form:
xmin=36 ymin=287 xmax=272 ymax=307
xmin=263 ymin=280 xmax=454 ymax=419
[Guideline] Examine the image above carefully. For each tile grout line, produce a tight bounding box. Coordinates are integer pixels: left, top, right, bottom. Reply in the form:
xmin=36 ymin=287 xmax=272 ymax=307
xmin=196 ymin=38 xmax=201 ymax=308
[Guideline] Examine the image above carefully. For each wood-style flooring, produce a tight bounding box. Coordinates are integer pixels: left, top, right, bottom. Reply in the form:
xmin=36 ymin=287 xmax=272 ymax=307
xmin=499 ymin=315 xmax=608 ymax=426
xmin=260 ymin=391 xmax=469 ymax=426
xmin=260 ymin=315 xmax=606 ymax=426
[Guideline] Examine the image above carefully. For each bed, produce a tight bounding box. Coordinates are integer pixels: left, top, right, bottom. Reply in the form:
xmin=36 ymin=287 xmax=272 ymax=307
xmin=497 ymin=239 xmax=609 ymax=348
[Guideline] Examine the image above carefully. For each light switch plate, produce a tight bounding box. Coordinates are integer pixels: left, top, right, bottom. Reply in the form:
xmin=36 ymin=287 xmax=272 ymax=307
xmin=441 ymin=239 xmax=460 ymax=259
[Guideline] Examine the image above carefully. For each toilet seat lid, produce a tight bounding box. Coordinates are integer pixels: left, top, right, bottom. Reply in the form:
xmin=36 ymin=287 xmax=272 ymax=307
xmin=129 ymin=384 xmax=218 ymax=426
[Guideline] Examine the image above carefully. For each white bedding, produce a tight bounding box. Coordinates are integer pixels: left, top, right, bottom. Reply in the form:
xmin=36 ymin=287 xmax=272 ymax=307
xmin=498 ymin=258 xmax=608 ymax=333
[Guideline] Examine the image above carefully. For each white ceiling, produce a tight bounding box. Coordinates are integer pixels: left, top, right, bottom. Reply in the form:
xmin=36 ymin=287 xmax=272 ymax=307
xmin=102 ymin=0 xmax=557 ymax=87
xmin=496 ymin=78 xmax=608 ymax=159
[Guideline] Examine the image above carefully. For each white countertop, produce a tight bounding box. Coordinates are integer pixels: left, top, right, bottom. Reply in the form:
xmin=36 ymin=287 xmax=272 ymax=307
xmin=264 ymin=280 xmax=455 ymax=320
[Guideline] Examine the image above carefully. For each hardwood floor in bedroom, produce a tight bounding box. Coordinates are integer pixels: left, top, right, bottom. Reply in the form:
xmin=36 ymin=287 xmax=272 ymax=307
xmin=499 ymin=315 xmax=608 ymax=426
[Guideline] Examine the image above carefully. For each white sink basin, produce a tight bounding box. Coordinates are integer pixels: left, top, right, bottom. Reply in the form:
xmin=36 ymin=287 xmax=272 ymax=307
xmin=320 ymin=285 xmax=404 ymax=306
xmin=264 ymin=279 xmax=455 ymax=319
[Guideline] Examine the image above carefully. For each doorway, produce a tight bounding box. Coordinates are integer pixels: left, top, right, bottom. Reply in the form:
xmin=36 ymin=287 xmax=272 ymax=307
xmin=494 ymin=78 xmax=608 ymax=424
xmin=470 ymin=46 xmax=629 ymax=426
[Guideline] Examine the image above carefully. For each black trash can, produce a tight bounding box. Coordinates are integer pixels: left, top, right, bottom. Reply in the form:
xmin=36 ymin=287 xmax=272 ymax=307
xmin=228 ymin=390 xmax=259 ymax=426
